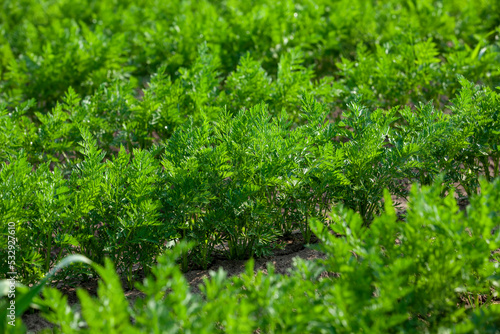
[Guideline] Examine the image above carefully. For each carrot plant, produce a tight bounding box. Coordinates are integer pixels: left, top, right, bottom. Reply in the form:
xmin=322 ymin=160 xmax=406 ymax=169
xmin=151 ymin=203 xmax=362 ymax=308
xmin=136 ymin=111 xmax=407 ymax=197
xmin=2 ymin=4 xmax=500 ymax=327
xmin=3 ymin=78 xmax=500 ymax=282
xmin=161 ymin=118 xmax=220 ymax=270
xmin=6 ymin=178 xmax=499 ymax=333
xmin=211 ymin=106 xmax=288 ymax=259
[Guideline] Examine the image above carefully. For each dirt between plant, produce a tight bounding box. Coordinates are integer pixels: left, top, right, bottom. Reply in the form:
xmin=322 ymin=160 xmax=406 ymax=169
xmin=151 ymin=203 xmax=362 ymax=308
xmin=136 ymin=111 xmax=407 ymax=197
xmin=22 ymin=231 xmax=327 ymax=333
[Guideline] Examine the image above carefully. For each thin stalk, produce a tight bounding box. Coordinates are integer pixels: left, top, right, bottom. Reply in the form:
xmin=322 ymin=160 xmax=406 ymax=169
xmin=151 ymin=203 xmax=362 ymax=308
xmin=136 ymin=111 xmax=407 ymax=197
xmin=366 ymin=203 xmax=376 ymax=225
xmin=193 ymin=213 xmax=208 ymax=270
xmin=45 ymin=230 xmax=52 ymax=273
xmin=480 ymin=156 xmax=491 ymax=182
xmin=467 ymin=294 xmax=473 ymax=308
xmin=127 ymin=265 xmax=132 ymax=290
xmin=282 ymin=207 xmax=289 ymax=233
xmin=304 ymin=215 xmax=310 ymax=244
xmin=248 ymin=238 xmax=256 ymax=259
xmin=61 ymin=151 xmax=70 ymax=165
xmin=228 ymin=238 xmax=235 ymax=259
xmin=482 ymin=291 xmax=495 ymax=308
xmin=494 ymin=156 xmax=499 ymax=178
xmin=56 ymin=247 xmax=64 ymax=266
xmin=202 ymin=241 xmax=208 ymax=270
xmin=182 ymin=227 xmax=188 ymax=272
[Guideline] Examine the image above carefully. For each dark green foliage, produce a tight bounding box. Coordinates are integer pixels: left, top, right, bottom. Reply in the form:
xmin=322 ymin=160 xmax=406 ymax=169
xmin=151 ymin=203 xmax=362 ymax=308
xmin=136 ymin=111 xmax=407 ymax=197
xmin=3 ymin=180 xmax=499 ymax=332
xmin=1 ymin=0 xmax=500 ymax=331
xmin=1 ymin=0 xmax=499 ymax=146
xmin=310 ymin=180 xmax=500 ymax=332
xmin=2 ymin=79 xmax=500 ymax=282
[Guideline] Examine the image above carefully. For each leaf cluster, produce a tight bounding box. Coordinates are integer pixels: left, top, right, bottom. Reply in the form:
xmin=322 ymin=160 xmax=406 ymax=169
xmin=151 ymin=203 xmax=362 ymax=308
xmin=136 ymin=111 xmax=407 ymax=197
xmin=3 ymin=179 xmax=499 ymax=333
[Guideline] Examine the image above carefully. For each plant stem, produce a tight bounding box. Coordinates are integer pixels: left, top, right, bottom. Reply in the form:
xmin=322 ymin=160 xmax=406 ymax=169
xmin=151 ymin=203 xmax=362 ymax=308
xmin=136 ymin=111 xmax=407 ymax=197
xmin=494 ymin=156 xmax=499 ymax=178
xmin=480 ymin=156 xmax=491 ymax=182
xmin=45 ymin=229 xmax=52 ymax=273
xmin=182 ymin=227 xmax=188 ymax=272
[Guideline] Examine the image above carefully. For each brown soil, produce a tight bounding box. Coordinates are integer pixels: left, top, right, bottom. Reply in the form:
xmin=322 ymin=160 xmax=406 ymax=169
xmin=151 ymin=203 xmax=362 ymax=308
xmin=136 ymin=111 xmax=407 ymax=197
xmin=22 ymin=231 xmax=326 ymax=333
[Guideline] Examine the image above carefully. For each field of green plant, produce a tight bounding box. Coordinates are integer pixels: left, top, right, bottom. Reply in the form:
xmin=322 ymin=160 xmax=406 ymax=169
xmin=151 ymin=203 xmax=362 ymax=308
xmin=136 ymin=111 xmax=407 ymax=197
xmin=1 ymin=0 xmax=500 ymax=332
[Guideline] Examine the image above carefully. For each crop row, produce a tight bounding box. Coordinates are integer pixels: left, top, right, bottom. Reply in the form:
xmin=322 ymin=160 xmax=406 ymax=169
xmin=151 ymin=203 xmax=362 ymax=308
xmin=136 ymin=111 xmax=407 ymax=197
xmin=2 ymin=178 xmax=500 ymax=332
xmin=1 ymin=0 xmax=499 ymax=125
xmin=3 ymin=40 xmax=498 ymax=167
xmin=1 ymin=78 xmax=498 ymax=285
xmin=1 ymin=1 xmax=500 ymax=331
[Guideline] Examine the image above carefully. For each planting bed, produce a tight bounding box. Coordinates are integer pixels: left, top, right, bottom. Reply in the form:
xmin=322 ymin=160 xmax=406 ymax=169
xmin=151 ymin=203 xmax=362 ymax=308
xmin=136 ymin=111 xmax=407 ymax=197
xmin=1 ymin=0 xmax=500 ymax=332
